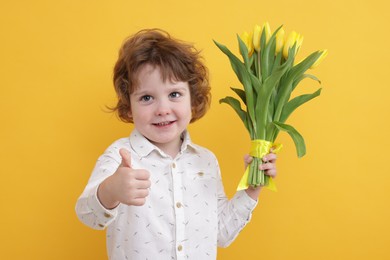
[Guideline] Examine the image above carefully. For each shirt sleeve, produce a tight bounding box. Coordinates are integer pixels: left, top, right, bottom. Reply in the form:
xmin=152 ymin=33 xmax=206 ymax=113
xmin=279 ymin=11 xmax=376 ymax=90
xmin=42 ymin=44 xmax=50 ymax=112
xmin=75 ymin=144 xmax=122 ymax=230
xmin=216 ymin=160 xmax=258 ymax=247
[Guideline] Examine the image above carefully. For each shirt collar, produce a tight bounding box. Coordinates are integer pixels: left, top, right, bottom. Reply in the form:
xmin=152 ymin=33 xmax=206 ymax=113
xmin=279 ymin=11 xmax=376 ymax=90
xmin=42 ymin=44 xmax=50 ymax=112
xmin=129 ymin=129 xmax=199 ymax=158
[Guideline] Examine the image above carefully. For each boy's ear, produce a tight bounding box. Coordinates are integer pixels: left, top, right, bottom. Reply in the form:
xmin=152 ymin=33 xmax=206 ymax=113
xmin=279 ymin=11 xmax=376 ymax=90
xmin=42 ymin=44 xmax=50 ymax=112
xmin=127 ymin=111 xmax=132 ymax=119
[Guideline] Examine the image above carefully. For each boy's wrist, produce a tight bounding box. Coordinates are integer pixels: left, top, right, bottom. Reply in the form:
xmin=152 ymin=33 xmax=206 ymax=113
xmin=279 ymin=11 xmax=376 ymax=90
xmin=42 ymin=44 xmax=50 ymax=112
xmin=97 ymin=176 xmax=120 ymax=210
xmin=245 ymin=186 xmax=262 ymax=200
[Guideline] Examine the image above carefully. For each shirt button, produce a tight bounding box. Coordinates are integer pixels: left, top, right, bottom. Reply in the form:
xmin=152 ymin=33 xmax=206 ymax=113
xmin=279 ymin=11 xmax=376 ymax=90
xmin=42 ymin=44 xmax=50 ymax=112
xmin=104 ymin=212 xmax=111 ymax=218
xmin=197 ymin=171 xmax=204 ymax=177
xmin=177 ymin=245 xmax=183 ymax=251
xmin=176 ymin=202 xmax=182 ymax=208
xmin=98 ymin=224 xmax=104 ymax=228
xmin=172 ymin=163 xmax=176 ymax=168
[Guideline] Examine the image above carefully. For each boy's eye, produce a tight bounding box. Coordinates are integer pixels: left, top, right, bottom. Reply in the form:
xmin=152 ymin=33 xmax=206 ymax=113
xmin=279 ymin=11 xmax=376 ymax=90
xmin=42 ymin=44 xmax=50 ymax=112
xmin=140 ymin=95 xmax=152 ymax=102
xmin=169 ymin=92 xmax=181 ymax=98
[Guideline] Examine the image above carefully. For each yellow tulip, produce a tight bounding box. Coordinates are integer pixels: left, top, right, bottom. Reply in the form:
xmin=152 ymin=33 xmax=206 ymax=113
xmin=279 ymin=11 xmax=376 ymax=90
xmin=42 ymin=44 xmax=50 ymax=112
xmin=295 ymin=33 xmax=304 ymax=53
xmin=275 ymin=27 xmax=285 ymax=54
xmin=253 ymin=24 xmax=262 ymax=52
xmin=283 ymin=31 xmax=297 ymax=58
xmin=282 ymin=31 xmax=304 ymax=58
xmin=310 ymin=49 xmax=328 ymax=69
xmin=239 ymin=31 xmax=254 ymax=56
xmin=262 ymin=22 xmax=271 ymax=43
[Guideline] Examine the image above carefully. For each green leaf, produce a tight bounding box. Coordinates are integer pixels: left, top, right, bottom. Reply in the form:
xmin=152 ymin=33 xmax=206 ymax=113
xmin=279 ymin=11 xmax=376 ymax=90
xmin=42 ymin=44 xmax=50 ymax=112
xmin=260 ymin=26 xmax=283 ymax=80
xmin=249 ymin=72 xmax=261 ymax=95
xmin=292 ymin=73 xmax=321 ymax=91
xmin=219 ymin=96 xmax=251 ymax=133
xmin=246 ymin=113 xmax=255 ymax=139
xmin=272 ymin=121 xmax=306 ymax=157
xmin=255 ymin=53 xmax=294 ymax=139
xmin=273 ymin=46 xmax=310 ymax=122
xmin=253 ymin=52 xmax=260 ymax=80
xmin=260 ymin=30 xmax=269 ymax=80
xmin=237 ymin=35 xmax=251 ymax=70
xmin=266 ymin=120 xmax=277 ymax=141
xmin=273 ymin=52 xmax=323 ymax=123
xmin=213 ymin=40 xmax=246 ymax=85
xmin=280 ymin=88 xmax=322 ymax=123
xmin=271 ymin=45 xmax=283 ymax=74
xmin=230 ymin=87 xmax=246 ymax=105
xmin=214 ymin=40 xmax=257 ymax=134
xmin=219 ymin=96 xmax=246 ymax=122
xmin=260 ymin=29 xmax=266 ymax=53
xmin=288 ymin=51 xmax=323 ymax=85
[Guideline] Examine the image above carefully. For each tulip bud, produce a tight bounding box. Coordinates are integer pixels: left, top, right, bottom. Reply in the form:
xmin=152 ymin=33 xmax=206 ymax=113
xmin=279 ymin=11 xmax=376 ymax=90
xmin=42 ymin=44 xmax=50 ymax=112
xmin=253 ymin=24 xmax=262 ymax=52
xmin=275 ymin=27 xmax=285 ymax=54
xmin=262 ymin=22 xmax=271 ymax=44
xmin=283 ymin=31 xmax=298 ymax=58
xmin=310 ymin=49 xmax=328 ymax=69
xmin=295 ymin=34 xmax=304 ymax=54
xmin=239 ymin=31 xmax=254 ymax=56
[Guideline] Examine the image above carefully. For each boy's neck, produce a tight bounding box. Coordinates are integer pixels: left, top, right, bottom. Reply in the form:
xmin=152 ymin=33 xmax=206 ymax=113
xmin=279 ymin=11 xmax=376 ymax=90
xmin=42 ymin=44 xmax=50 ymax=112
xmin=156 ymin=140 xmax=182 ymax=158
xmin=148 ymin=135 xmax=184 ymax=159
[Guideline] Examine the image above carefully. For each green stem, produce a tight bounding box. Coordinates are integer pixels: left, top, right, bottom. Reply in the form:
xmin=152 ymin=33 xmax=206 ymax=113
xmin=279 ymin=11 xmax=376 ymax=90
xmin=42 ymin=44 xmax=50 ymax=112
xmin=257 ymin=51 xmax=262 ymax=83
xmin=248 ymin=157 xmax=266 ymax=187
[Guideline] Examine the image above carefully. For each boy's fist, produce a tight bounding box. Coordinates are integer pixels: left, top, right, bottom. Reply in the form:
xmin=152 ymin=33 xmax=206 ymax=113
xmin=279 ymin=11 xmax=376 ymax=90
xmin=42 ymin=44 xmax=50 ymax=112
xmin=98 ymin=148 xmax=151 ymax=209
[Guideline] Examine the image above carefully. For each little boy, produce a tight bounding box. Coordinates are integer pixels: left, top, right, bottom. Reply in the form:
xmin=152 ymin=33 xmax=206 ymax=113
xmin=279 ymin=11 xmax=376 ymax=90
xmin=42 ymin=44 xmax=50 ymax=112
xmin=75 ymin=29 xmax=277 ymax=259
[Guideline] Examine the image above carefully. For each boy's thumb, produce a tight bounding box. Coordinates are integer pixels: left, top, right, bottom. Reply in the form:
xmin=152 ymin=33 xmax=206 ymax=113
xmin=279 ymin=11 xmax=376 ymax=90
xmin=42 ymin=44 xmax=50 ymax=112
xmin=119 ymin=148 xmax=132 ymax=168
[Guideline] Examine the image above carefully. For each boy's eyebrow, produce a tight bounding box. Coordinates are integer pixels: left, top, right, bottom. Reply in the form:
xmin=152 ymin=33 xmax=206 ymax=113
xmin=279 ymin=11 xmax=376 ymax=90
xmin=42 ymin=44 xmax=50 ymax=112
xmin=168 ymin=80 xmax=190 ymax=89
xmin=170 ymin=85 xmax=189 ymax=92
xmin=131 ymin=88 xmax=153 ymax=98
xmin=133 ymin=85 xmax=189 ymax=95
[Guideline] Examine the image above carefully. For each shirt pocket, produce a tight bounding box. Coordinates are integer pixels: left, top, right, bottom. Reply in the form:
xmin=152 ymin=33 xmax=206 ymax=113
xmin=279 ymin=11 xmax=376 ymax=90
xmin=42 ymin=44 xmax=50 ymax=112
xmin=184 ymin=169 xmax=218 ymax=198
xmin=188 ymin=169 xmax=216 ymax=181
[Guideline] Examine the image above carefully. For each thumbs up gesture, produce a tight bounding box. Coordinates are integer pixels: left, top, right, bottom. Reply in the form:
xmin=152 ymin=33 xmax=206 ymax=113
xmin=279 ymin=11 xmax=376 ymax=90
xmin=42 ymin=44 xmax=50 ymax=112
xmin=97 ymin=148 xmax=151 ymax=209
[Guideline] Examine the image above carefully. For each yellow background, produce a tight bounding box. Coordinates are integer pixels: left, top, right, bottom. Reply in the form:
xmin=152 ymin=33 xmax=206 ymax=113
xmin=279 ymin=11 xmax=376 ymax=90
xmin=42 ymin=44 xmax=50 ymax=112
xmin=1 ymin=0 xmax=389 ymax=259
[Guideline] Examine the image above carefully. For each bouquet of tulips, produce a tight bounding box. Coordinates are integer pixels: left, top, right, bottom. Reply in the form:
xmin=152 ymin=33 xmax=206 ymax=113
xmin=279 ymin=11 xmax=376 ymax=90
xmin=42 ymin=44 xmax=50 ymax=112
xmin=214 ymin=22 xmax=327 ymax=190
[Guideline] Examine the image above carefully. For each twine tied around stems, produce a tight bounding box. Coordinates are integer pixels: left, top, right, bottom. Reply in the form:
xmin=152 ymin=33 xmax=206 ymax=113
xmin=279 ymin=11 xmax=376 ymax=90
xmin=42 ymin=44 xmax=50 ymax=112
xmin=237 ymin=140 xmax=283 ymax=191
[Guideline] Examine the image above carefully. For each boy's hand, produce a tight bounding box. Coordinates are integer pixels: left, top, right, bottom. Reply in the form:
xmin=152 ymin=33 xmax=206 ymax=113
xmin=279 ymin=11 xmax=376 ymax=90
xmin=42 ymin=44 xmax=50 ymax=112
xmin=244 ymin=151 xmax=277 ymax=200
xmin=243 ymin=152 xmax=277 ymax=178
xmin=259 ymin=152 xmax=277 ymax=178
xmin=98 ymin=148 xmax=151 ymax=209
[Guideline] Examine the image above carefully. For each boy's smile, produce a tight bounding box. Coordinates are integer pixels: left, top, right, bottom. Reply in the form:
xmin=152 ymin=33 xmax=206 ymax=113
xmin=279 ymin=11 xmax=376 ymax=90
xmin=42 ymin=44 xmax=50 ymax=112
xmin=130 ymin=64 xmax=192 ymax=158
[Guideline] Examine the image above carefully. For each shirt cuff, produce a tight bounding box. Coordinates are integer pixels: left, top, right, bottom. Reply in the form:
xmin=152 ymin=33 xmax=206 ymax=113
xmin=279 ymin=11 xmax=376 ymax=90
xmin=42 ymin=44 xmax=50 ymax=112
xmin=87 ymin=185 xmax=118 ymax=229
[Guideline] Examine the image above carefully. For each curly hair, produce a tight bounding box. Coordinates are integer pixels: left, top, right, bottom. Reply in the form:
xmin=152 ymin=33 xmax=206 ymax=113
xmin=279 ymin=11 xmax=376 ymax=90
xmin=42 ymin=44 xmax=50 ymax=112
xmin=110 ymin=29 xmax=211 ymax=123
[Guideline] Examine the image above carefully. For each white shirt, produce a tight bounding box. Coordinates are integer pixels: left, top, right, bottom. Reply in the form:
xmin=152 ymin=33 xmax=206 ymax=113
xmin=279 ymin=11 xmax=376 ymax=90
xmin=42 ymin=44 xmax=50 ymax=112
xmin=76 ymin=129 xmax=257 ymax=259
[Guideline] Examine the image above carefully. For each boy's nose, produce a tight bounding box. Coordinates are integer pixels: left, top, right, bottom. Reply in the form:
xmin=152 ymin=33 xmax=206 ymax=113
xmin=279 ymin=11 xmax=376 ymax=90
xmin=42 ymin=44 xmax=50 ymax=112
xmin=155 ymin=100 xmax=171 ymax=116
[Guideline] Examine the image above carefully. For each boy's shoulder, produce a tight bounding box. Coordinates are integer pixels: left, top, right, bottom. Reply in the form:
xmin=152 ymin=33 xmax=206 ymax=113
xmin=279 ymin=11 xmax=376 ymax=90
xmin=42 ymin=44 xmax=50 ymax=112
xmin=103 ymin=136 xmax=131 ymax=154
xmin=189 ymin=142 xmax=217 ymax=160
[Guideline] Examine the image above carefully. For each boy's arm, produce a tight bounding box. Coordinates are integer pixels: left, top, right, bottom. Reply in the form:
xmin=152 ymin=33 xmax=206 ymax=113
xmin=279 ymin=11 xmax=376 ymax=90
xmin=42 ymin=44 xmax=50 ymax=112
xmin=75 ymin=148 xmax=151 ymax=230
xmin=216 ymin=152 xmax=277 ymax=247
xmin=75 ymin=150 xmax=121 ymax=230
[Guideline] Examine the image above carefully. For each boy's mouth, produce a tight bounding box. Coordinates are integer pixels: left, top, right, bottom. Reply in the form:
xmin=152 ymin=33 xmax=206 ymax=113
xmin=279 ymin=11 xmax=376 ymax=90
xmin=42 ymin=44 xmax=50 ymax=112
xmin=153 ymin=121 xmax=175 ymax=127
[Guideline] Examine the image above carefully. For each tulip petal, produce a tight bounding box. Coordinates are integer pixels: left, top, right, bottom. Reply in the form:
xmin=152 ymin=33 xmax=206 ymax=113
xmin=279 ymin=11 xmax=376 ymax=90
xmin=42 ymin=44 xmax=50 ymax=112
xmin=275 ymin=27 xmax=285 ymax=54
xmin=283 ymin=31 xmax=297 ymax=58
xmin=310 ymin=49 xmax=328 ymax=69
xmin=253 ymin=24 xmax=262 ymax=52
xmin=263 ymin=22 xmax=271 ymax=43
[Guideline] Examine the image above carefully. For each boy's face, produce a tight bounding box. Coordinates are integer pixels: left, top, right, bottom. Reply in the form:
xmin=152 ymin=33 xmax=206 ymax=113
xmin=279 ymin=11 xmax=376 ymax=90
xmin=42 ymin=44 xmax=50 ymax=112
xmin=130 ymin=64 xmax=192 ymax=155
